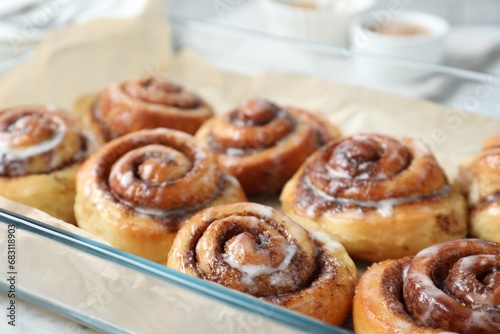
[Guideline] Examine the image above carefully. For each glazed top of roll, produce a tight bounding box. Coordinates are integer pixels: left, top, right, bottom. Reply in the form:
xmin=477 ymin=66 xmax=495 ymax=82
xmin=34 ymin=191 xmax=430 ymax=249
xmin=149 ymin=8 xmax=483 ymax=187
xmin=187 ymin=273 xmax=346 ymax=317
xmin=168 ymin=202 xmax=357 ymax=296
xmin=80 ymin=128 xmax=237 ymax=230
xmin=0 ymin=105 xmax=92 ymax=177
xmin=356 ymin=238 xmax=500 ymax=334
xmin=287 ymin=133 xmax=452 ymax=215
xmin=93 ymin=76 xmax=213 ymax=140
xmin=404 ymin=239 xmax=499 ymax=333
xmin=204 ymin=98 xmax=340 ymax=157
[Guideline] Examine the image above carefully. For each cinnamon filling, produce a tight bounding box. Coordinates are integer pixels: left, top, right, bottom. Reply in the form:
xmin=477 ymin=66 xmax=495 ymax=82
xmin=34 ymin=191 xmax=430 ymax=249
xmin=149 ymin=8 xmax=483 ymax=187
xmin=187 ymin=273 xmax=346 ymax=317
xmin=190 ymin=212 xmax=315 ymax=297
xmin=123 ymin=76 xmax=201 ymax=109
xmin=208 ymin=98 xmax=297 ymax=154
xmin=291 ymin=134 xmax=451 ymax=214
xmin=93 ymin=130 xmax=225 ymax=229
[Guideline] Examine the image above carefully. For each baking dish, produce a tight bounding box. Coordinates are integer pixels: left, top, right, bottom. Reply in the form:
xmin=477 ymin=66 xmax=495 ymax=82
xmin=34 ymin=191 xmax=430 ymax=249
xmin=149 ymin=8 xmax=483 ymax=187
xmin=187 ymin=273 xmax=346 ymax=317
xmin=167 ymin=0 xmax=500 ymax=118
xmin=1 ymin=1 xmax=500 ymax=333
xmin=0 ymin=208 xmax=350 ymax=333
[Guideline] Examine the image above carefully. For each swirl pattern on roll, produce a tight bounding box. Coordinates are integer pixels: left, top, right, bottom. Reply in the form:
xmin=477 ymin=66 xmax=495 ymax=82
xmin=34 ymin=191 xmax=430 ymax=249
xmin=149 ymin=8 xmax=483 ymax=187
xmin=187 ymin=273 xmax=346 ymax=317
xmin=75 ymin=128 xmax=246 ymax=262
xmin=167 ymin=202 xmax=357 ymax=326
xmin=353 ymin=239 xmax=500 ymax=334
xmin=457 ymin=135 xmax=500 ymax=243
xmin=281 ymin=133 xmax=467 ymax=262
xmin=91 ymin=76 xmax=213 ymax=140
xmin=196 ymin=98 xmax=341 ymax=196
xmin=292 ymin=133 xmax=448 ymax=210
xmin=0 ymin=105 xmax=88 ymax=176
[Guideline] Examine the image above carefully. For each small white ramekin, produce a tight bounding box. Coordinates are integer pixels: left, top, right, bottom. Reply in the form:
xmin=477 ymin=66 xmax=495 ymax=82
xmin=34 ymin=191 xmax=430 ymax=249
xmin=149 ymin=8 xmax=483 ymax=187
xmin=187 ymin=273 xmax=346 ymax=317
xmin=350 ymin=10 xmax=450 ymax=82
xmin=258 ymin=0 xmax=376 ymax=46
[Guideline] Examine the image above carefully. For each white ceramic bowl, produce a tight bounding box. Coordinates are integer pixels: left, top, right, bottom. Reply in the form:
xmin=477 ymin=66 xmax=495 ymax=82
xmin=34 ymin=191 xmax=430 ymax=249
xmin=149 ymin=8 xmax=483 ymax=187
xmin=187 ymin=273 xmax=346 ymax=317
xmin=350 ymin=10 xmax=450 ymax=82
xmin=258 ymin=0 xmax=375 ymax=46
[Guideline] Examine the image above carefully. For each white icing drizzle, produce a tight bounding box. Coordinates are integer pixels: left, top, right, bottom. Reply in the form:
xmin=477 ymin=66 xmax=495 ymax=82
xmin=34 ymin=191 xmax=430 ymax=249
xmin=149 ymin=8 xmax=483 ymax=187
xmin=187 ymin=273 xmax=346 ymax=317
xmin=250 ymin=204 xmax=275 ymax=219
xmin=406 ymin=270 xmax=490 ymax=332
xmin=202 ymin=207 xmax=216 ymax=223
xmin=222 ymin=243 xmax=297 ymax=284
xmin=0 ymin=128 xmax=65 ymax=160
xmin=133 ymin=206 xmax=169 ymax=217
xmin=311 ymin=231 xmax=344 ymax=254
xmin=303 ymin=175 xmax=452 ymax=217
xmin=325 ymin=164 xmax=352 ymax=179
xmin=119 ymin=170 xmax=134 ymax=188
xmin=408 ymin=241 xmax=499 ymax=332
xmin=451 ymin=255 xmax=498 ymax=305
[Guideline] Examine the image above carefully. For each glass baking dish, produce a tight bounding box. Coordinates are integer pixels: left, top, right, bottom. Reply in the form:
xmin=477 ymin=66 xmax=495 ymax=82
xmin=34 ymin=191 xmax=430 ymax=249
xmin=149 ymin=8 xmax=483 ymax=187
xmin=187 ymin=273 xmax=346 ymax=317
xmin=1 ymin=1 xmax=500 ymax=333
xmin=0 ymin=208 xmax=349 ymax=333
xmin=167 ymin=0 xmax=500 ymax=118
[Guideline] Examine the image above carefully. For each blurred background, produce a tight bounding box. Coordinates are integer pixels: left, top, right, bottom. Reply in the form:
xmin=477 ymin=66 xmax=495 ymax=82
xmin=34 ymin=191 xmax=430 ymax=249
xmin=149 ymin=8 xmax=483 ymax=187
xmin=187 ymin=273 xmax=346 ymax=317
xmin=0 ymin=0 xmax=499 ymax=114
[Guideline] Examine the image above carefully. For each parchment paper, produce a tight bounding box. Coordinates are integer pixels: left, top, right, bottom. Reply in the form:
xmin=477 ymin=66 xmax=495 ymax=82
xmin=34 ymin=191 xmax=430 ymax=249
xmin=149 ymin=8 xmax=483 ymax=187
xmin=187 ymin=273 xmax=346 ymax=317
xmin=1 ymin=0 xmax=500 ymax=332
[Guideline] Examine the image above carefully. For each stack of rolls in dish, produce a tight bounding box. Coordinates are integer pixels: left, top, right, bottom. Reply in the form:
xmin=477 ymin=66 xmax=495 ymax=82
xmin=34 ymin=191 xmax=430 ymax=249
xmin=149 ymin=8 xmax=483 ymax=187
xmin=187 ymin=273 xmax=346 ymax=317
xmin=72 ymin=88 xmax=342 ymax=263
xmin=71 ymin=89 xmax=357 ymax=325
xmin=5 ymin=73 xmax=500 ymax=330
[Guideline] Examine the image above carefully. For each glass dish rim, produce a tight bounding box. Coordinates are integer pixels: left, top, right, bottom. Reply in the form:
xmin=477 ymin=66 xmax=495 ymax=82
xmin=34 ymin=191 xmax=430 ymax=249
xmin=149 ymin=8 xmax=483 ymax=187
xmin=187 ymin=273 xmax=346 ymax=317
xmin=0 ymin=208 xmax=353 ymax=334
xmin=169 ymin=14 xmax=500 ymax=83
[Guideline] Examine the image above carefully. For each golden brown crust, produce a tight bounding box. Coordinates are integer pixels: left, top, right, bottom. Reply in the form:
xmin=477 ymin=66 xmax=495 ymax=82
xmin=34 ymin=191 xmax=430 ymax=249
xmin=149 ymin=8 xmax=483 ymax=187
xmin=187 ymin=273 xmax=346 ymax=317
xmin=196 ymin=98 xmax=341 ymax=196
xmin=74 ymin=128 xmax=246 ymax=263
xmin=75 ymin=76 xmax=213 ymax=141
xmin=167 ymin=202 xmax=357 ymax=326
xmin=281 ymin=133 xmax=468 ymax=262
xmin=354 ymin=239 xmax=500 ymax=334
xmin=0 ymin=105 xmax=100 ymax=224
xmin=457 ymin=136 xmax=500 ymax=243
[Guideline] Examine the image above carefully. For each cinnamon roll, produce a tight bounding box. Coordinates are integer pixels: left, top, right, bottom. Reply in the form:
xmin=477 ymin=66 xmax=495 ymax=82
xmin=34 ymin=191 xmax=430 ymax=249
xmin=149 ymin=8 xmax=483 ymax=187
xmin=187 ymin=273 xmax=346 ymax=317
xmin=0 ymin=105 xmax=98 ymax=224
xmin=457 ymin=135 xmax=500 ymax=243
xmin=74 ymin=128 xmax=246 ymax=263
xmin=195 ymin=98 xmax=341 ymax=196
xmin=75 ymin=76 xmax=213 ymax=141
xmin=281 ymin=133 xmax=468 ymax=262
xmin=167 ymin=202 xmax=358 ymax=326
xmin=353 ymin=238 xmax=500 ymax=334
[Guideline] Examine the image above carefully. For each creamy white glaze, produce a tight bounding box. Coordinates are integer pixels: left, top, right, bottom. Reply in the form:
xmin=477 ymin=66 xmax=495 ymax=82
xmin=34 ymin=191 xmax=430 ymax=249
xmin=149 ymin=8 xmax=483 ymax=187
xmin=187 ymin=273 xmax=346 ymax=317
xmin=325 ymin=164 xmax=352 ymax=179
xmin=303 ymin=175 xmax=452 ymax=217
xmin=0 ymin=128 xmax=65 ymax=159
xmin=251 ymin=204 xmax=275 ymax=219
xmin=119 ymin=170 xmax=134 ymax=188
xmin=311 ymin=231 xmax=344 ymax=254
xmin=222 ymin=243 xmax=297 ymax=283
xmin=133 ymin=206 xmax=169 ymax=217
xmin=408 ymin=276 xmax=494 ymax=333
xmin=406 ymin=242 xmax=498 ymax=332
xmin=450 ymin=255 xmax=498 ymax=305
xmin=202 ymin=208 xmax=217 ymax=223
